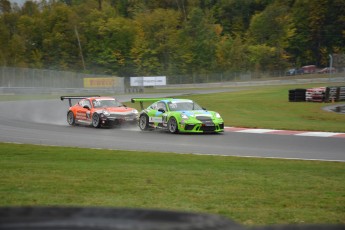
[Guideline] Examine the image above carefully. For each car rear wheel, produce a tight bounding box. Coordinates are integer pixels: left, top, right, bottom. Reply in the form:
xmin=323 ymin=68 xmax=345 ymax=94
xmin=92 ymin=113 xmax=101 ymax=128
xmin=139 ymin=114 xmax=149 ymax=130
xmin=67 ymin=111 xmax=75 ymax=126
xmin=168 ymin=117 xmax=179 ymax=134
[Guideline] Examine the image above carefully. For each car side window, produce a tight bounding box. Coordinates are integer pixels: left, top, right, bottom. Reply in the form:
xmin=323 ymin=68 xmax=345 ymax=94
xmin=93 ymin=100 xmax=101 ymax=108
xmin=157 ymin=102 xmax=167 ymax=111
xmin=84 ymin=99 xmax=91 ymax=108
xmin=79 ymin=99 xmax=91 ymax=108
xmin=150 ymin=102 xmax=158 ymax=110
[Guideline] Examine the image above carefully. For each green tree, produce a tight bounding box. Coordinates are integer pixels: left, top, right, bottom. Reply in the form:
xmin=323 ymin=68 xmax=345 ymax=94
xmin=179 ymin=8 xmax=220 ymax=76
xmin=0 ymin=0 xmax=11 ymax=14
xmin=131 ymin=8 xmax=181 ymax=75
xmin=85 ymin=15 xmax=136 ymax=75
xmin=16 ymin=1 xmax=44 ymax=68
xmin=40 ymin=2 xmax=81 ymax=70
xmin=247 ymin=2 xmax=294 ymax=71
xmin=212 ymin=0 xmax=269 ymax=36
xmin=216 ymin=34 xmax=247 ymax=72
xmin=0 ymin=10 xmax=26 ymax=66
xmin=289 ymin=0 xmax=345 ymax=66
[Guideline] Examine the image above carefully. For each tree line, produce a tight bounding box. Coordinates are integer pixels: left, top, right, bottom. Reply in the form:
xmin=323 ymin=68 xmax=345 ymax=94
xmin=0 ymin=0 xmax=344 ymax=77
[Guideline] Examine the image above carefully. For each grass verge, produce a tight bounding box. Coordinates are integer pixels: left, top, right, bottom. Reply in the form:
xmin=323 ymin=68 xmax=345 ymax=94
xmin=1 ymin=143 xmax=344 ymax=226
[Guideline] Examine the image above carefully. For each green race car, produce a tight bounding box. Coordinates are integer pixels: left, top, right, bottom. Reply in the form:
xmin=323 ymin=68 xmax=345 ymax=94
xmin=131 ymin=98 xmax=224 ymax=133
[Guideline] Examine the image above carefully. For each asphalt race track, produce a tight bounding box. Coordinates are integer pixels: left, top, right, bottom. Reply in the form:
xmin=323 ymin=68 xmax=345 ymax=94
xmin=1 ymin=95 xmax=344 ymax=162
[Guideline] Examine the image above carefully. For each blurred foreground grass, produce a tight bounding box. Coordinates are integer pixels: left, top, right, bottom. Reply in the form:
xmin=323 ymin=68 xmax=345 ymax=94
xmin=1 ymin=143 xmax=344 ymax=226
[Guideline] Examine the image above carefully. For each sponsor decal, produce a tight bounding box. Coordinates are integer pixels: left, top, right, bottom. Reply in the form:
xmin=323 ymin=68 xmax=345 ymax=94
xmin=130 ymin=76 xmax=166 ymax=86
xmin=76 ymin=112 xmax=87 ymax=120
xmin=76 ymin=112 xmax=91 ymax=120
xmin=149 ymin=117 xmax=163 ymax=123
xmin=84 ymin=77 xmax=119 ymax=88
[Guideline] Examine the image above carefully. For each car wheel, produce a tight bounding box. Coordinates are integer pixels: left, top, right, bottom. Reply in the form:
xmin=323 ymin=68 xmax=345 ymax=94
xmin=67 ymin=111 xmax=75 ymax=126
xmin=168 ymin=117 xmax=179 ymax=134
xmin=139 ymin=114 xmax=149 ymax=130
xmin=92 ymin=113 xmax=101 ymax=128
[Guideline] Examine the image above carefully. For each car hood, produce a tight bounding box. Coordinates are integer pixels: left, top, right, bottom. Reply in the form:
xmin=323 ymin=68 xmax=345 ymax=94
xmin=180 ymin=110 xmax=215 ymax=117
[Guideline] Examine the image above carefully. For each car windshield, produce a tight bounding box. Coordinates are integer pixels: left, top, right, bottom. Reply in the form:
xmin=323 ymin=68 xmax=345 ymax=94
xmin=92 ymin=99 xmax=123 ymax=108
xmin=167 ymin=101 xmax=203 ymax=111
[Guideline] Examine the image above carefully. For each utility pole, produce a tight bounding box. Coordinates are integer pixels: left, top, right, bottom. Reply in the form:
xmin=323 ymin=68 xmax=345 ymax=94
xmin=75 ymin=26 xmax=86 ymax=71
xmin=329 ymin=54 xmax=333 ymax=76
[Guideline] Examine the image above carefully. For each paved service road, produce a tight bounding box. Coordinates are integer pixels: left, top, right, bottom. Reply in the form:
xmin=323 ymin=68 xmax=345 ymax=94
xmin=0 ymin=98 xmax=344 ymax=162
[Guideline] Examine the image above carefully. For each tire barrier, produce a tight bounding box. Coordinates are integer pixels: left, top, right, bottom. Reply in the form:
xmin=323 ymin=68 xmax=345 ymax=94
xmin=307 ymin=87 xmax=326 ymax=102
xmin=325 ymin=86 xmax=338 ymax=102
xmin=289 ymin=86 xmax=345 ymax=102
xmin=339 ymin=86 xmax=345 ymax=101
xmin=0 ymin=207 xmax=344 ymax=230
xmin=289 ymin=88 xmax=306 ymax=102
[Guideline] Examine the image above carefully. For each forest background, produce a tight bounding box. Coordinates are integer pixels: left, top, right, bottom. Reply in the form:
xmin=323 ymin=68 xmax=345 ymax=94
xmin=0 ymin=0 xmax=344 ymax=78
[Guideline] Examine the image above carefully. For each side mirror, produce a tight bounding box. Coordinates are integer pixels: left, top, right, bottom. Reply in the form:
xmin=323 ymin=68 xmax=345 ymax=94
xmin=202 ymin=107 xmax=207 ymax=110
xmin=158 ymin=108 xmax=165 ymax=113
xmin=83 ymin=105 xmax=90 ymax=110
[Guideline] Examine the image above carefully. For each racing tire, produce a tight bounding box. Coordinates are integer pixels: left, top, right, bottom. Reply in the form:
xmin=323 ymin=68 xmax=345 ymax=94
xmin=168 ymin=117 xmax=179 ymax=134
xmin=139 ymin=114 xmax=150 ymax=130
xmin=67 ymin=111 xmax=75 ymax=126
xmin=92 ymin=113 xmax=101 ymax=128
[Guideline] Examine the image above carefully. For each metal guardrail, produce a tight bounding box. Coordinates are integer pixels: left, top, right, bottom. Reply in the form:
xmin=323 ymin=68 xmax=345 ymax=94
xmin=0 ymin=87 xmax=124 ymax=95
xmin=156 ymin=76 xmax=345 ymax=89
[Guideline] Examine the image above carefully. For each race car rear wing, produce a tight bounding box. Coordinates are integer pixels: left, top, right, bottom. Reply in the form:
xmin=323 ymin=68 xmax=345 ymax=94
xmin=61 ymin=95 xmax=100 ymax=106
xmin=131 ymin=98 xmax=173 ymax=110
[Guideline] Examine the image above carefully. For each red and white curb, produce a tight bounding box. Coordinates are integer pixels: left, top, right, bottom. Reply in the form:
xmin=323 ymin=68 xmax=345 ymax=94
xmin=224 ymin=127 xmax=345 ymax=138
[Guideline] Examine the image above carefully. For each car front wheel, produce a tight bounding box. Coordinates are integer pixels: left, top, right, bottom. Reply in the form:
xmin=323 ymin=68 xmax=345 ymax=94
xmin=168 ymin=117 xmax=179 ymax=134
xmin=92 ymin=113 xmax=101 ymax=128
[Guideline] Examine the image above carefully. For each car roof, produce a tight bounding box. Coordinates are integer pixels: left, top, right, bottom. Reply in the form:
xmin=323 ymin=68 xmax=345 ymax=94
xmin=89 ymin=97 xmax=115 ymax=100
xmin=160 ymin=98 xmax=192 ymax=103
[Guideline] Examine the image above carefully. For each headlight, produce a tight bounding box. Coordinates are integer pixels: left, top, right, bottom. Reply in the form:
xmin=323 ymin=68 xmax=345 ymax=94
xmin=103 ymin=110 xmax=110 ymax=116
xmin=132 ymin=109 xmax=138 ymax=114
xmin=215 ymin=113 xmax=221 ymax=118
xmin=181 ymin=114 xmax=188 ymax=120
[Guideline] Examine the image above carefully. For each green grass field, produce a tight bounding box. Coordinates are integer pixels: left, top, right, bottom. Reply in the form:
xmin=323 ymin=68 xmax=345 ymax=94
xmin=1 ymin=143 xmax=344 ymax=226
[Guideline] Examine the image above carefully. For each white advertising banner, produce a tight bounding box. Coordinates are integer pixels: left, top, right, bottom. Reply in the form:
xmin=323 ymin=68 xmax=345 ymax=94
xmin=130 ymin=76 xmax=166 ymax=86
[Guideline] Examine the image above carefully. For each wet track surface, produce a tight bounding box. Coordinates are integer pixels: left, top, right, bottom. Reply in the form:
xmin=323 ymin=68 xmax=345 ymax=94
xmin=1 ymin=95 xmax=345 ymax=162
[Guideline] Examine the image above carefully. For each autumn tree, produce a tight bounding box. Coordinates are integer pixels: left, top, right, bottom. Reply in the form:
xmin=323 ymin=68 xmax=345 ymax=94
xmin=246 ymin=2 xmax=294 ymax=71
xmin=131 ymin=8 xmax=181 ymax=76
xmin=289 ymin=0 xmax=345 ymax=67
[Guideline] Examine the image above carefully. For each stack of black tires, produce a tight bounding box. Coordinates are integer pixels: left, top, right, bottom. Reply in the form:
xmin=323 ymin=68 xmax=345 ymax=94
xmin=289 ymin=86 xmax=345 ymax=102
xmin=338 ymin=86 xmax=345 ymax=101
xmin=288 ymin=88 xmax=306 ymax=102
xmin=325 ymin=86 xmax=338 ymax=102
xmin=325 ymin=86 xmax=345 ymax=102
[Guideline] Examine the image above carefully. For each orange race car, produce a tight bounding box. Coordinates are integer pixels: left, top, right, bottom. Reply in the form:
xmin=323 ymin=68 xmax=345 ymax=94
xmin=61 ymin=96 xmax=138 ymax=128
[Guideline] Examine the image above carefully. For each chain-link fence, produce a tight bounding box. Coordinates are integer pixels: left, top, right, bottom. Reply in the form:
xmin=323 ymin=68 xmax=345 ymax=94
xmin=0 ymin=67 xmax=125 ymax=94
xmin=1 ymin=66 xmax=344 ymax=94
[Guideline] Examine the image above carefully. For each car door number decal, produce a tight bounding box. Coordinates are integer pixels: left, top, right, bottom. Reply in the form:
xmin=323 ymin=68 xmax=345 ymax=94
xmin=76 ymin=111 xmax=91 ymax=120
xmin=149 ymin=117 xmax=163 ymax=123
